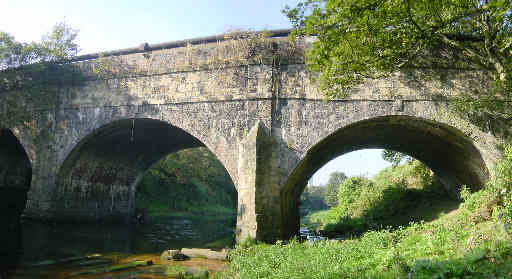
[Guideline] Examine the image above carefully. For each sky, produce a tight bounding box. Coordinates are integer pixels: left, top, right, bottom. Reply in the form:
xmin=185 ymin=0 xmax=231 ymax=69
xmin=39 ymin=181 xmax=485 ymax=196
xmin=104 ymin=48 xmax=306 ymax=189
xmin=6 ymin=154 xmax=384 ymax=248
xmin=1 ymin=0 xmax=302 ymax=54
xmin=1 ymin=0 xmax=392 ymax=184
xmin=310 ymin=149 xmax=392 ymax=185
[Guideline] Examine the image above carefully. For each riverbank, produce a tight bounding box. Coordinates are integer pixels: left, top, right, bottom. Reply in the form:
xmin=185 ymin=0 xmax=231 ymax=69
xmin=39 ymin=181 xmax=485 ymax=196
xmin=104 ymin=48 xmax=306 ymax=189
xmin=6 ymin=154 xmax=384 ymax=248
xmin=214 ymin=147 xmax=512 ymax=278
xmin=215 ymin=205 xmax=512 ymax=278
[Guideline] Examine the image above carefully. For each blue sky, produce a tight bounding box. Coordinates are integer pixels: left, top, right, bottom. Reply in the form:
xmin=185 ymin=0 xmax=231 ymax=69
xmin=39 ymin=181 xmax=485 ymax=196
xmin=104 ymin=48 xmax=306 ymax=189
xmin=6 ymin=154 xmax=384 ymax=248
xmin=1 ymin=0 xmax=391 ymax=184
xmin=2 ymin=0 xmax=301 ymax=54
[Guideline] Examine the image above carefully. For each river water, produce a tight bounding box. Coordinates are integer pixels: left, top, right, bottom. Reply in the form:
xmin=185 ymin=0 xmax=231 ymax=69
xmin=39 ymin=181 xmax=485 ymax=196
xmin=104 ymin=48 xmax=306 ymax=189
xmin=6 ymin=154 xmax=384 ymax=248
xmin=17 ymin=215 xmax=235 ymax=268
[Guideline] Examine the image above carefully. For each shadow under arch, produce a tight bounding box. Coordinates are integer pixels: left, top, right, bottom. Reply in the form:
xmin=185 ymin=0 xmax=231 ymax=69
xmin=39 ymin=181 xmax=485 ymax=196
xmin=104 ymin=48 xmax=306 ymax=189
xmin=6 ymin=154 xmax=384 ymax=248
xmin=54 ymin=118 xmax=236 ymax=222
xmin=281 ymin=115 xmax=489 ymax=239
xmin=0 ymin=129 xmax=32 ymax=275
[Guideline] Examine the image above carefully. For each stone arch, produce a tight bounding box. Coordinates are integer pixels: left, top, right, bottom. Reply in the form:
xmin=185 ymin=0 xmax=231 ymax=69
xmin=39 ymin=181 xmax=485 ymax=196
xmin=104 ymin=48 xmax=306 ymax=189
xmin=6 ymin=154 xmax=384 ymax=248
xmin=54 ymin=118 xmax=236 ymax=222
xmin=280 ymin=115 xmax=489 ymax=238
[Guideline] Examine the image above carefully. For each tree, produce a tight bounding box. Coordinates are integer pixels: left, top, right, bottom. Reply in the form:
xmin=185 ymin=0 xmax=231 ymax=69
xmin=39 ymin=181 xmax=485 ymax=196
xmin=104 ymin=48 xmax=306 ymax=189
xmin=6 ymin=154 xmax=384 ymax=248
xmin=1 ymin=21 xmax=79 ymax=90
xmin=300 ymin=185 xmax=328 ymax=216
xmin=324 ymin=171 xmax=347 ymax=207
xmin=284 ymin=0 xmax=512 ymax=125
xmin=1 ymin=22 xmax=78 ymax=70
xmin=381 ymin=149 xmax=412 ymax=167
xmin=335 ymin=176 xmax=373 ymax=218
xmin=136 ymin=147 xmax=237 ymax=213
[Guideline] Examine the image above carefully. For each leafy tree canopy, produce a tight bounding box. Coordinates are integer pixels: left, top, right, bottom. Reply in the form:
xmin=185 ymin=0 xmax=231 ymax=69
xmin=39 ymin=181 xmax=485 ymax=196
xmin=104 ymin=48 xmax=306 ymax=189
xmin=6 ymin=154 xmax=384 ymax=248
xmin=284 ymin=0 xmax=512 ymax=119
xmin=324 ymin=171 xmax=347 ymax=207
xmin=136 ymin=147 xmax=237 ymax=213
xmin=381 ymin=149 xmax=412 ymax=166
xmin=0 ymin=22 xmax=78 ymax=70
xmin=0 ymin=22 xmax=79 ymax=90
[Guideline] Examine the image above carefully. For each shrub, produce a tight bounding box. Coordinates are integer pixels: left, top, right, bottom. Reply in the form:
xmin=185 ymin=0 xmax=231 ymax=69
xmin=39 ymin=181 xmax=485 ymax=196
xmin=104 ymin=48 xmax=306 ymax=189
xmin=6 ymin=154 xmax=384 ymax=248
xmin=322 ymin=160 xmax=450 ymax=235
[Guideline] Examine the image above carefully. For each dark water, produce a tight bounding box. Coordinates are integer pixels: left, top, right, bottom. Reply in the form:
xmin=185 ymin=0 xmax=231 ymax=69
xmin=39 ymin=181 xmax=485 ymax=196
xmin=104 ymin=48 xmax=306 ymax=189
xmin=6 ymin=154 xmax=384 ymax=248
xmin=18 ymin=215 xmax=235 ymax=265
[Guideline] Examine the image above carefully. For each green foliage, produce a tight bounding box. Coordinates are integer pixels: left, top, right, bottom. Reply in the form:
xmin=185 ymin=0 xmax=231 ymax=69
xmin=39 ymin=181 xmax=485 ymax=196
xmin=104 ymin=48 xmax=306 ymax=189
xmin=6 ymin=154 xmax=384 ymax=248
xmin=323 ymin=171 xmax=347 ymax=207
xmin=457 ymin=142 xmax=512 ymax=226
xmin=335 ymin=176 xmax=374 ymax=217
xmin=300 ymin=185 xmax=328 ymax=216
xmin=216 ymin=216 xmax=512 ymax=279
xmin=0 ymin=21 xmax=78 ymax=69
xmin=216 ymin=179 xmax=512 ymax=279
xmin=381 ymin=150 xmax=411 ymax=167
xmin=165 ymin=265 xmax=187 ymax=277
xmin=39 ymin=22 xmax=79 ymax=62
xmin=311 ymin=160 xmax=450 ymax=235
xmin=1 ymin=22 xmax=80 ymax=91
xmin=484 ymin=142 xmax=512 ymax=225
xmin=136 ymin=147 xmax=237 ymax=216
xmin=237 ymin=236 xmax=260 ymax=249
xmin=284 ymin=0 xmax=512 ymax=122
xmin=216 ymin=142 xmax=512 ymax=279
xmin=301 ymin=209 xmax=337 ymax=229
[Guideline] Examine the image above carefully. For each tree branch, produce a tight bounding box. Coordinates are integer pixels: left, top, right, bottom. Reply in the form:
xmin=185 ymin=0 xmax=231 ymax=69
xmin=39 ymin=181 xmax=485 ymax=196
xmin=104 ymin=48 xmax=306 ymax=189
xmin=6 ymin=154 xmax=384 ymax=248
xmin=442 ymin=33 xmax=484 ymax=42
xmin=438 ymin=33 xmax=489 ymax=69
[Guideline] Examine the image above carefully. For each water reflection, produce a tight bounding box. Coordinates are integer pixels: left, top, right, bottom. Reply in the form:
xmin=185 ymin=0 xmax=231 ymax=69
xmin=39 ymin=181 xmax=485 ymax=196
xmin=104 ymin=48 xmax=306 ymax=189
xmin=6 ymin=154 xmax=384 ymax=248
xmin=19 ymin=215 xmax=235 ymax=265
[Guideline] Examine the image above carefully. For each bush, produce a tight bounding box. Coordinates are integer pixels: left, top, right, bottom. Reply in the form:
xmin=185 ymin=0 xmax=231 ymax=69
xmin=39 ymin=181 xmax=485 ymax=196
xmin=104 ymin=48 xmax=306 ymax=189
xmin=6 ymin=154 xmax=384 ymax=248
xmin=480 ymin=142 xmax=512 ymax=226
xmin=321 ymin=160 xmax=450 ymax=234
xmin=237 ymin=236 xmax=260 ymax=249
xmin=334 ymin=176 xmax=373 ymax=218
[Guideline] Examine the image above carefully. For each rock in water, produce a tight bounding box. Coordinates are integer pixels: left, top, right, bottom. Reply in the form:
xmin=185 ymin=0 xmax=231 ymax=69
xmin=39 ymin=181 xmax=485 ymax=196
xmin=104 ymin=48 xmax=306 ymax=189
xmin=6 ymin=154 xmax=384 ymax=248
xmin=172 ymin=253 xmax=190 ymax=261
xmin=160 ymin=249 xmax=181 ymax=261
xmin=181 ymin=248 xmax=230 ymax=260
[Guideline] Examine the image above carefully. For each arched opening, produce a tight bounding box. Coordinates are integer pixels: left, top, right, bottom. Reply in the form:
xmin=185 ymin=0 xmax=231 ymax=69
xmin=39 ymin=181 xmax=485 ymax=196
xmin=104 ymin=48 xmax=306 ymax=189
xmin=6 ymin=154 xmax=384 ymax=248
xmin=133 ymin=147 xmax=237 ymax=251
xmin=54 ymin=118 xmax=235 ymax=221
xmin=283 ymin=115 xmax=489 ymax=239
xmin=0 ymin=129 xmax=32 ymax=209
xmin=299 ymin=149 xmax=462 ymax=239
xmin=17 ymin=119 xmax=237 ymax=268
xmin=0 ymin=129 xmax=32 ymax=274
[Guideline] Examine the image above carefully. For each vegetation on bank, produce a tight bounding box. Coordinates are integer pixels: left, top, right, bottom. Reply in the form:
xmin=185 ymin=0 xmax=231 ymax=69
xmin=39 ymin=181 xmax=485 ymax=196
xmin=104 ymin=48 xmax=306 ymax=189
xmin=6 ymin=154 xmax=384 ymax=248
xmin=215 ymin=144 xmax=512 ymax=279
xmin=300 ymin=171 xmax=348 ymax=218
xmin=308 ymin=160 xmax=454 ymax=236
xmin=136 ymin=147 xmax=237 ymax=217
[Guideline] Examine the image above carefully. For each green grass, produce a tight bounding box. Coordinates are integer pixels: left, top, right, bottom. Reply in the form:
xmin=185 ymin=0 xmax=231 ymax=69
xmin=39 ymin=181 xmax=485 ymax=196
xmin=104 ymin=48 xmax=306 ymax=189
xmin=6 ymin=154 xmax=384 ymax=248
xmin=301 ymin=209 xmax=336 ymax=230
xmin=214 ymin=144 xmax=512 ymax=278
xmin=165 ymin=264 xmax=187 ymax=277
xmin=215 ymin=203 xmax=512 ymax=279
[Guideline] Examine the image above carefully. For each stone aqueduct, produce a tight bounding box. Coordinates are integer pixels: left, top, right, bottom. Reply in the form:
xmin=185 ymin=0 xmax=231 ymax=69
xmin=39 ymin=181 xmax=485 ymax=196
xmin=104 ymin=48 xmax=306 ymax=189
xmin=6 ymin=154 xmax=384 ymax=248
xmin=0 ymin=30 xmax=502 ymax=243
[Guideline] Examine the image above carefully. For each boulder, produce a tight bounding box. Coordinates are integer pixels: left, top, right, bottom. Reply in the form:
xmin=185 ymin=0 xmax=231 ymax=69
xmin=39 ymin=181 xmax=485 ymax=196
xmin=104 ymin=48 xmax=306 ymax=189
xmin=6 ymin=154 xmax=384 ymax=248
xmin=160 ymin=249 xmax=181 ymax=261
xmin=172 ymin=253 xmax=190 ymax=261
xmin=180 ymin=248 xmax=230 ymax=260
